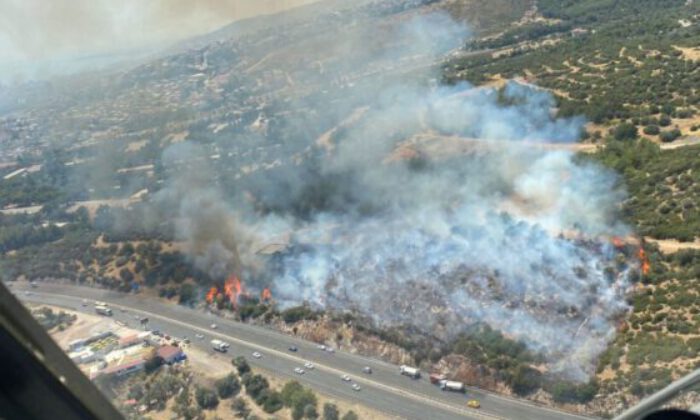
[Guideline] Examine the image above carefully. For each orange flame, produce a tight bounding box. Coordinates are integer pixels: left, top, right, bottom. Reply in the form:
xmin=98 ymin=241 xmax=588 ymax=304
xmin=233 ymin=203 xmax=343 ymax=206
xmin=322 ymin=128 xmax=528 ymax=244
xmin=224 ymin=275 xmax=244 ymax=305
xmin=638 ymin=248 xmax=650 ymax=275
xmin=206 ymin=287 xmax=218 ymax=304
xmin=261 ymin=287 xmax=272 ymax=302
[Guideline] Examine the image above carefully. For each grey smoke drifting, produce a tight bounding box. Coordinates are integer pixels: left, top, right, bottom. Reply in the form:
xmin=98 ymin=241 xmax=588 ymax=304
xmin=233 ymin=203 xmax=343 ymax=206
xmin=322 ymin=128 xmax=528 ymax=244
xmin=158 ymin=11 xmax=631 ymax=380
xmin=156 ymin=142 xmax=244 ymax=281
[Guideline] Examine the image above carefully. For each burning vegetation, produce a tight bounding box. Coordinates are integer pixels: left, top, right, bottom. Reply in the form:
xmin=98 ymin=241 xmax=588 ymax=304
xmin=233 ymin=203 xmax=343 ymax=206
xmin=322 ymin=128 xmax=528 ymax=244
xmin=205 ymin=274 xmax=273 ymax=311
xmin=152 ymin=13 xmax=638 ymax=382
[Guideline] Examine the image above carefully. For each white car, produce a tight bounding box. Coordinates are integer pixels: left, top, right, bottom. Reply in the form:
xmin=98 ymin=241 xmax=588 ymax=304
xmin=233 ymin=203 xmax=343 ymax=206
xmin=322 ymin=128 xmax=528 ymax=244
xmin=252 ymin=351 xmax=262 ymax=359
xmin=82 ymin=299 xmax=88 ymax=307
xmin=195 ymin=333 xmax=205 ymax=340
xmin=210 ymin=323 xmax=218 ymax=329
xmin=352 ymin=384 xmax=361 ymax=392
xmin=325 ymin=347 xmax=335 ymax=353
xmin=304 ymin=362 xmax=315 ymax=370
xmin=294 ymin=367 xmax=305 ymax=375
xmin=317 ymin=344 xmax=326 ymax=350
xmin=341 ymin=374 xmax=351 ymax=382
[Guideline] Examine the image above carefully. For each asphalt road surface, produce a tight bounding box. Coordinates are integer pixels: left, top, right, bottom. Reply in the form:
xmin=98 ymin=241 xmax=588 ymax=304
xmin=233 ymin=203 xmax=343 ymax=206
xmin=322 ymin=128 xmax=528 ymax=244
xmin=12 ymin=283 xmax=593 ymax=420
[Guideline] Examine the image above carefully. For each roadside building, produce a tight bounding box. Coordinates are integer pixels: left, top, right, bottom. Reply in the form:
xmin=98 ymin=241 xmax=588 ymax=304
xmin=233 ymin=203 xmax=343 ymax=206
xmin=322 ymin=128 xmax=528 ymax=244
xmin=101 ymin=359 xmax=145 ymax=377
xmin=157 ymin=345 xmax=187 ymax=365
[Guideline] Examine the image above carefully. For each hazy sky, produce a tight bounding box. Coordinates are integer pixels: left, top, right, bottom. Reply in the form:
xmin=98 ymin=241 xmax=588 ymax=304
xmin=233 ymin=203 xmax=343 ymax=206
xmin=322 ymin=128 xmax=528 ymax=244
xmin=0 ymin=0 xmax=320 ymax=83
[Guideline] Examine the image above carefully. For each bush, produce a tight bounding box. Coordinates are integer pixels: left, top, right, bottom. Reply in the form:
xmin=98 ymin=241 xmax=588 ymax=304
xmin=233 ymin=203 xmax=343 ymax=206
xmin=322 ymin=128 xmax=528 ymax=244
xmin=304 ymin=404 xmax=319 ymax=419
xmin=548 ymin=380 xmax=598 ymax=403
xmin=233 ymin=356 xmax=251 ymax=375
xmin=261 ymin=390 xmax=284 ymax=413
xmin=659 ymin=129 xmax=681 ymax=143
xmin=215 ymin=373 xmax=241 ymax=399
xmin=508 ymin=365 xmax=543 ymax=396
xmin=643 ymin=125 xmax=660 ymax=135
xmin=179 ymin=283 xmax=196 ymax=305
xmin=281 ymin=381 xmax=318 ymax=420
xmin=231 ymin=397 xmax=250 ymax=417
xmin=282 ymin=306 xmax=317 ymax=324
xmin=195 ymin=386 xmax=219 ymax=409
xmin=144 ymin=355 xmax=164 ymax=373
xmin=243 ymin=374 xmax=270 ymax=400
xmin=613 ymin=122 xmax=638 ymax=141
xmin=323 ymin=403 xmax=340 ymax=420
xmin=341 ymin=411 xmax=359 ymax=420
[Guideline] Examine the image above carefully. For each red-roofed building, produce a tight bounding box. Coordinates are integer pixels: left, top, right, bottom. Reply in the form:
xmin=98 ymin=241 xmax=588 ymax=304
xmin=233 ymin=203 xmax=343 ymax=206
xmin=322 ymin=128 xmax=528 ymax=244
xmin=157 ymin=345 xmax=186 ymax=364
xmin=101 ymin=359 xmax=145 ymax=377
xmin=118 ymin=334 xmax=140 ymax=348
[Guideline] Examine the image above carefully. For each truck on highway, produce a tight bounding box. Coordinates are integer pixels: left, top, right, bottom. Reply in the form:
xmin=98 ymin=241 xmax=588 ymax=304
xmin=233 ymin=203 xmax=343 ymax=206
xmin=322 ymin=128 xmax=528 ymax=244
xmin=439 ymin=380 xmax=465 ymax=393
xmin=399 ymin=365 xmax=420 ymax=379
xmin=429 ymin=373 xmax=446 ymax=384
xmin=211 ymin=339 xmax=230 ymax=352
xmin=95 ymin=305 xmax=113 ymax=316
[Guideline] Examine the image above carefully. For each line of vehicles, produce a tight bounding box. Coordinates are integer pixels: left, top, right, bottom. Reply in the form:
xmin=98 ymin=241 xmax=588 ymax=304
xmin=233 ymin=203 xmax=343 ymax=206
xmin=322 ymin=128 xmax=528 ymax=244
xmin=79 ymin=296 xmax=482 ymax=410
xmin=399 ymin=365 xmax=480 ymax=409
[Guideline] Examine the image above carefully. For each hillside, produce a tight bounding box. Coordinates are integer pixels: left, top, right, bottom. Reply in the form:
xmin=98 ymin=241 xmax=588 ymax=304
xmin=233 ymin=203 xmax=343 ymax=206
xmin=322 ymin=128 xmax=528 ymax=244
xmin=2 ymin=0 xmax=700 ymax=418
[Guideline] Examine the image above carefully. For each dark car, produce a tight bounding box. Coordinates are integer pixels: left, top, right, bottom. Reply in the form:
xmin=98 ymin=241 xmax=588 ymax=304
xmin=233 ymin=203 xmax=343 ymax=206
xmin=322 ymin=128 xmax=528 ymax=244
xmin=288 ymin=346 xmax=298 ymax=352
xmin=363 ymin=366 xmax=372 ymax=374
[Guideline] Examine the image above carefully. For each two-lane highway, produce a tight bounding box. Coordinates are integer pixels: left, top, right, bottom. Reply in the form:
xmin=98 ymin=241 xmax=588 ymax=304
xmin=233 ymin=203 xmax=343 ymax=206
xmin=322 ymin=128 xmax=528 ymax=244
xmin=12 ymin=283 xmax=592 ymax=420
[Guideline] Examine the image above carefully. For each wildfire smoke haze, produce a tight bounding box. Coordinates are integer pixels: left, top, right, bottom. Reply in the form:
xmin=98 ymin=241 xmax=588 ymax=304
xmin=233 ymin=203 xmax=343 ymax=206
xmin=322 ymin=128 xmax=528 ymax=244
xmin=146 ymin=10 xmax=638 ymax=382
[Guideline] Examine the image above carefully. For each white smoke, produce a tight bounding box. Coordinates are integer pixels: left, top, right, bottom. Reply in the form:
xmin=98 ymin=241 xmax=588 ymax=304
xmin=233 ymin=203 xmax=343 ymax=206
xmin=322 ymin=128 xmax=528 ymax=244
xmin=235 ymin=14 xmax=629 ymax=380
xmin=154 ymin=10 xmax=631 ymax=380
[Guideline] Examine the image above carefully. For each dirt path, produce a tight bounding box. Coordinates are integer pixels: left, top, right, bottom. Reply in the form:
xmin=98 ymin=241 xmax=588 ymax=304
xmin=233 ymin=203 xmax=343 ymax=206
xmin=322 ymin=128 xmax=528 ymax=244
xmin=645 ymin=237 xmax=700 ymax=253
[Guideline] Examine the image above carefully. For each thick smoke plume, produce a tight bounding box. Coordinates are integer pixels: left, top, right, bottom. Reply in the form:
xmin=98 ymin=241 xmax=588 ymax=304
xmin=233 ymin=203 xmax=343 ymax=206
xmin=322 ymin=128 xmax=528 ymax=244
xmin=156 ymin=143 xmax=244 ymax=281
xmin=159 ymin=11 xmax=630 ymax=380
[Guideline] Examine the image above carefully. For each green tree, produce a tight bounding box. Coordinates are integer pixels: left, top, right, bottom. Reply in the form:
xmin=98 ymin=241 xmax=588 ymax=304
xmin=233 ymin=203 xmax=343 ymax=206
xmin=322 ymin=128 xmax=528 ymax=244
xmin=195 ymin=386 xmax=219 ymax=410
xmin=643 ymin=125 xmax=660 ymax=135
xmin=508 ymin=365 xmax=542 ymax=396
xmin=231 ymin=397 xmax=250 ymax=417
xmin=179 ymin=283 xmax=196 ymax=305
xmin=304 ymin=403 xmax=319 ymax=419
xmin=323 ymin=402 xmax=339 ymax=420
xmin=261 ymin=390 xmax=284 ymax=413
xmin=613 ymin=122 xmax=638 ymax=141
xmin=341 ymin=411 xmax=359 ymax=420
xmin=215 ymin=373 xmax=241 ymax=399
xmin=243 ymin=374 xmax=269 ymax=400
xmin=281 ymin=381 xmax=305 ymax=406
xmin=232 ymin=356 xmax=251 ymax=375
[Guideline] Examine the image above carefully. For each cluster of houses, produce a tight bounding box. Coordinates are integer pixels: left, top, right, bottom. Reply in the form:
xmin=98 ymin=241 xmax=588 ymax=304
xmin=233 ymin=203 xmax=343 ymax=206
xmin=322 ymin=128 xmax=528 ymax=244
xmin=67 ymin=329 xmax=187 ymax=379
